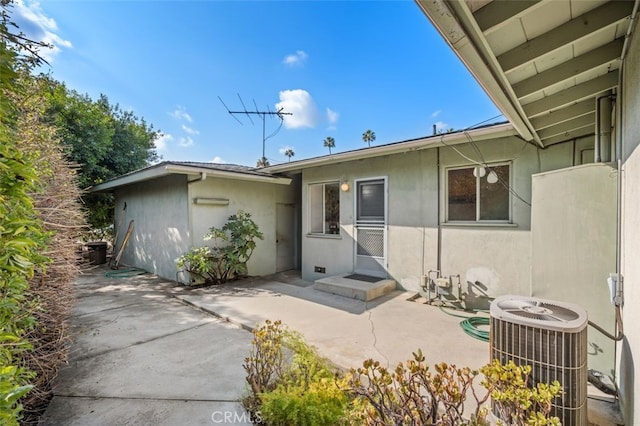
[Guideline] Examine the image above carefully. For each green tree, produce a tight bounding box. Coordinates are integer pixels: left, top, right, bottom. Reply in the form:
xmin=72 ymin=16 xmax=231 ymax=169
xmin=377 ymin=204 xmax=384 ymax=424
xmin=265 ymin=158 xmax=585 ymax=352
xmin=362 ymin=129 xmax=375 ymax=147
xmin=284 ymin=148 xmax=294 ymax=162
xmin=42 ymin=82 xmax=159 ymax=228
xmin=323 ymin=136 xmax=335 ymax=154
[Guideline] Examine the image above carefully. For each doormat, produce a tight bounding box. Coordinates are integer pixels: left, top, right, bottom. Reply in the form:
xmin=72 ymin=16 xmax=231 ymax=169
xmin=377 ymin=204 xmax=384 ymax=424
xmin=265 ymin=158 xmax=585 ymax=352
xmin=344 ymin=274 xmax=383 ymax=283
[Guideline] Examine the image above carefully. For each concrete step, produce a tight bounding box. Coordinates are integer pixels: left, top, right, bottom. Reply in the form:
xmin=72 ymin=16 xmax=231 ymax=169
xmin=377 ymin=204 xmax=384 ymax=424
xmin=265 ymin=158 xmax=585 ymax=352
xmin=313 ymin=274 xmax=397 ymax=301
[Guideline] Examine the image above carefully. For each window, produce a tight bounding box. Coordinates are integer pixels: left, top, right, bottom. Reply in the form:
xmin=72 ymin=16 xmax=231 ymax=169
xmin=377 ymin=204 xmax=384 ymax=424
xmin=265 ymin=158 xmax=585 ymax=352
xmin=447 ymin=164 xmax=510 ymax=222
xmin=309 ymin=182 xmax=340 ymax=234
xmin=357 ymin=179 xmax=385 ymax=224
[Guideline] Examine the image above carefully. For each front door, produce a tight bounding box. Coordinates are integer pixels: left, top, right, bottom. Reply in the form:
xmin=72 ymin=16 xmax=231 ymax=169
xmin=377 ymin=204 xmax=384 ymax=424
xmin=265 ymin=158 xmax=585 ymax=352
xmin=354 ymin=178 xmax=387 ymax=277
xmin=276 ymin=203 xmax=296 ymax=272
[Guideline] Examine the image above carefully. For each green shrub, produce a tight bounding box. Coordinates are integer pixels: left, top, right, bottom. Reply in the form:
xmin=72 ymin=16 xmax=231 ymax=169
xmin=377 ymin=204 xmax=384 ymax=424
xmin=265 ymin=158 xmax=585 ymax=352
xmin=177 ymin=210 xmax=263 ymax=284
xmin=480 ymin=360 xmax=562 ymax=426
xmin=242 ymin=321 xmax=349 ymax=425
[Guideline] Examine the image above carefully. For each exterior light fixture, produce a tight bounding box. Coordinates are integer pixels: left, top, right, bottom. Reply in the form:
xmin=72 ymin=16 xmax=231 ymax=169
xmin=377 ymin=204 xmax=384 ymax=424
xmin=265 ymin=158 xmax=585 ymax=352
xmin=487 ymin=171 xmax=498 ymax=184
xmin=340 ymin=182 xmax=350 ymax=192
xmin=473 ymin=166 xmax=486 ymax=178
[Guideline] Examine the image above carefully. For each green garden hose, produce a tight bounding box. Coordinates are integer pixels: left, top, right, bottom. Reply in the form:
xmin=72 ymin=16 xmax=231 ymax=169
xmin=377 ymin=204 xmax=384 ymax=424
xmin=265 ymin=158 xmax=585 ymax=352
xmin=439 ymin=306 xmax=490 ymax=342
xmin=105 ymin=268 xmax=147 ymax=278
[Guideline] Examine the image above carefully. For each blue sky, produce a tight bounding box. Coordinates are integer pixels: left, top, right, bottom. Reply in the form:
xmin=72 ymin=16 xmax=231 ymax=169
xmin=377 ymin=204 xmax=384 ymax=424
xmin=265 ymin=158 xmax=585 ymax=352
xmin=11 ymin=0 xmax=502 ymax=167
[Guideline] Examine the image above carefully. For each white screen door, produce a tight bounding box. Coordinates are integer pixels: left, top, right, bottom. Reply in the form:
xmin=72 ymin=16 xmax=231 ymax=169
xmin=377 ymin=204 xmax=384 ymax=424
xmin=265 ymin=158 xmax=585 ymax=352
xmin=354 ymin=178 xmax=387 ymax=277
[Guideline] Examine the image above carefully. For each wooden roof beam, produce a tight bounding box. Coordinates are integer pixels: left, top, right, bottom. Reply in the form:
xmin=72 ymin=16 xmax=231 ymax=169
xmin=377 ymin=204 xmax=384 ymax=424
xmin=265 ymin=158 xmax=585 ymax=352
xmin=498 ymin=1 xmax=633 ymax=72
xmin=530 ymin=99 xmax=595 ymax=130
xmin=523 ymin=71 xmax=618 ymax=117
xmin=513 ymin=38 xmax=624 ymax=98
xmin=474 ymin=0 xmax=542 ymax=34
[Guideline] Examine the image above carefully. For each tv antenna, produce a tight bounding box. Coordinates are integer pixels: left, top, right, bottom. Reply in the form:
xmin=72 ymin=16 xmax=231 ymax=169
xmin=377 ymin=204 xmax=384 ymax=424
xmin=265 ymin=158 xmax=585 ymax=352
xmin=218 ymin=94 xmax=292 ymax=165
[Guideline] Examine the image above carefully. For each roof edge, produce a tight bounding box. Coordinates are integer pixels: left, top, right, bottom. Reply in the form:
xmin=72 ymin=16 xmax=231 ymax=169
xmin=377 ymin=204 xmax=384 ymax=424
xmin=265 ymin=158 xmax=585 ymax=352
xmin=265 ymin=122 xmax=517 ymax=173
xmin=89 ymin=162 xmax=291 ymax=192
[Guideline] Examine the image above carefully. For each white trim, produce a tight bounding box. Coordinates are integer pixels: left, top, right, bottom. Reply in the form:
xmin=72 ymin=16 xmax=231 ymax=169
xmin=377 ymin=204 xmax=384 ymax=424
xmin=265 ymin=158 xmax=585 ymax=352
xmin=353 ymin=176 xmax=388 ymax=276
xmin=307 ymin=180 xmax=340 ymax=236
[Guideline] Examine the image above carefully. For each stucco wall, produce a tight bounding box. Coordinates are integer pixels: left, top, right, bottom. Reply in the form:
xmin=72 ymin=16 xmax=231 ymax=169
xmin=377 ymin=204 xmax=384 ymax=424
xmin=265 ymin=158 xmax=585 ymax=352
xmin=618 ymin=21 xmax=640 ymax=425
xmin=188 ymin=176 xmax=298 ymax=278
xmin=301 ymin=135 xmax=576 ymax=297
xmin=114 ymin=174 xmax=191 ymax=281
xmin=531 ymin=163 xmax=617 ymax=376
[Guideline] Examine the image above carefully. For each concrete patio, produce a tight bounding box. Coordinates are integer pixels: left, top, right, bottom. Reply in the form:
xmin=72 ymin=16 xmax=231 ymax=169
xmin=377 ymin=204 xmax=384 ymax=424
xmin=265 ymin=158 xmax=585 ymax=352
xmin=41 ymin=267 xmax=620 ymax=425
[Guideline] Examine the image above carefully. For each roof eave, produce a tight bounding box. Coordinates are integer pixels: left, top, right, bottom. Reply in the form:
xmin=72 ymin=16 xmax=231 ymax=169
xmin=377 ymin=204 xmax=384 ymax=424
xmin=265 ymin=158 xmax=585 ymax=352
xmin=89 ymin=163 xmax=291 ymax=193
xmin=415 ymin=0 xmax=542 ymax=147
xmin=265 ymin=122 xmax=517 ymax=173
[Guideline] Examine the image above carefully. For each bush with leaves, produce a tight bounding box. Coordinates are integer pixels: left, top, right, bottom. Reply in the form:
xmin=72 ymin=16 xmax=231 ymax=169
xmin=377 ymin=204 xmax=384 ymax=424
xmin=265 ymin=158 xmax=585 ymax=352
xmin=0 ymin=14 xmax=50 ymax=424
xmin=480 ymin=360 xmax=562 ymax=426
xmin=242 ymin=320 xmax=349 ymax=425
xmin=349 ymin=355 xmax=562 ymax=426
xmin=349 ymin=350 xmax=489 ymax=425
xmin=177 ymin=210 xmax=263 ymax=284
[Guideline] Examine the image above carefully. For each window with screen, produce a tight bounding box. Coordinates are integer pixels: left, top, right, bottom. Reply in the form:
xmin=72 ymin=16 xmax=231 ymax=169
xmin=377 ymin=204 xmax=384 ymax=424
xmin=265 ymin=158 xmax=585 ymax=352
xmin=447 ymin=164 xmax=510 ymax=222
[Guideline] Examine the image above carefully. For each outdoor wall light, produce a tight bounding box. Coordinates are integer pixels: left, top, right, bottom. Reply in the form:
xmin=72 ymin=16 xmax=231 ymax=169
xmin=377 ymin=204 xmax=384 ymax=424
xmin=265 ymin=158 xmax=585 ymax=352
xmin=340 ymin=182 xmax=350 ymax=192
xmin=473 ymin=166 xmax=486 ymax=178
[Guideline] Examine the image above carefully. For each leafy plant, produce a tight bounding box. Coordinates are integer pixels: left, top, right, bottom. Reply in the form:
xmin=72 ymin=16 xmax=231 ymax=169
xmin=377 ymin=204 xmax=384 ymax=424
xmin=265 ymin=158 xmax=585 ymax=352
xmin=480 ymin=360 xmax=562 ymax=426
xmin=242 ymin=320 xmax=349 ymax=425
xmin=349 ymin=350 xmax=489 ymax=425
xmin=177 ymin=210 xmax=264 ymax=284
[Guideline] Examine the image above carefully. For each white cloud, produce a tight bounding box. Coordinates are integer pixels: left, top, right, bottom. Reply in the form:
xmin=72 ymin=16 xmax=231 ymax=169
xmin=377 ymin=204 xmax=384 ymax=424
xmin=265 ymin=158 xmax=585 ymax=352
xmin=283 ymin=50 xmax=308 ymax=66
xmin=178 ymin=136 xmax=194 ymax=147
xmin=181 ymin=124 xmax=199 ymax=135
xmin=212 ymin=156 xmax=226 ymax=163
xmin=170 ymin=106 xmax=193 ymax=123
xmin=11 ymin=0 xmax=72 ymax=62
xmin=275 ymin=89 xmax=318 ymax=129
xmin=154 ymin=133 xmax=172 ymax=151
xmin=326 ymin=108 xmax=339 ymax=125
xmin=431 ymin=110 xmax=442 ymax=118
xmin=279 ymin=146 xmax=294 ymax=155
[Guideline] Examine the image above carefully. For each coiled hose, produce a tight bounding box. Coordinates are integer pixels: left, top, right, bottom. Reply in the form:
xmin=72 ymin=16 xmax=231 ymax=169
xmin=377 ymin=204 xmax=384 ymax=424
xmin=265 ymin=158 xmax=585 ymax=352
xmin=439 ymin=306 xmax=490 ymax=342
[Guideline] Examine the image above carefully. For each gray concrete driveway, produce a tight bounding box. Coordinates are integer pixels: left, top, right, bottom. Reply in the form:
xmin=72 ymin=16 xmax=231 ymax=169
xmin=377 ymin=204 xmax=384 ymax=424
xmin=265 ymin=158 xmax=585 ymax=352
xmin=40 ymin=268 xmax=254 ymax=426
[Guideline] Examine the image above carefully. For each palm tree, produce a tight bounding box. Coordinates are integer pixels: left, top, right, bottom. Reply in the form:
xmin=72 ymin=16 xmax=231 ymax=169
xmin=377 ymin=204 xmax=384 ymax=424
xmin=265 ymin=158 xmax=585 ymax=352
xmin=256 ymin=157 xmax=270 ymax=167
xmin=284 ymin=148 xmax=295 ymax=162
xmin=323 ymin=136 xmax=335 ymax=154
xmin=362 ymin=129 xmax=376 ymax=147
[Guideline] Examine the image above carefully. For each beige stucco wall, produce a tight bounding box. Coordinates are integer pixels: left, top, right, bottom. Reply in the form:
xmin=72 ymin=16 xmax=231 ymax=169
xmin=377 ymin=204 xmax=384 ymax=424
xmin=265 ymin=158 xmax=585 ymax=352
xmin=188 ymin=176 xmax=298 ymax=279
xmin=301 ymin=135 xmax=577 ymax=297
xmin=114 ymin=174 xmax=297 ymax=283
xmin=114 ymin=174 xmax=191 ymax=281
xmin=618 ymin=20 xmax=640 ymax=425
xmin=531 ymin=163 xmax=617 ymax=376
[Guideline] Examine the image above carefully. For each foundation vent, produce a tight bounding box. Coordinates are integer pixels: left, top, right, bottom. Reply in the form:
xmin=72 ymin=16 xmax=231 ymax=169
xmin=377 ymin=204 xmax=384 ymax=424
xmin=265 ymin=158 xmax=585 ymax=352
xmin=490 ymin=295 xmax=588 ymax=426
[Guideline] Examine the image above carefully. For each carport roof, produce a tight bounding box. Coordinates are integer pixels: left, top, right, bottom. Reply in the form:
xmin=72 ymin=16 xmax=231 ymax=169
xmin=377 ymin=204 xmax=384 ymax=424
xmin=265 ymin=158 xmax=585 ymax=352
xmin=89 ymin=161 xmax=291 ymax=192
xmin=415 ymin=0 xmax=638 ymax=148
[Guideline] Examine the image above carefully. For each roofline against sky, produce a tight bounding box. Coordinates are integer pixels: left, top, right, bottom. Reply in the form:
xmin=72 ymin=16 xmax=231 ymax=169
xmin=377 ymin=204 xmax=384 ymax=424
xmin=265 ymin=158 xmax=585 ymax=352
xmin=265 ymin=122 xmax=517 ymax=173
xmin=90 ymin=162 xmax=291 ymax=192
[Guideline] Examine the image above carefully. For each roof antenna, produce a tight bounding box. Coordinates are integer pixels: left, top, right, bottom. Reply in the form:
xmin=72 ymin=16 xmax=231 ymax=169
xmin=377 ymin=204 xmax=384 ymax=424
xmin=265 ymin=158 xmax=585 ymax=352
xmin=218 ymin=94 xmax=292 ymax=166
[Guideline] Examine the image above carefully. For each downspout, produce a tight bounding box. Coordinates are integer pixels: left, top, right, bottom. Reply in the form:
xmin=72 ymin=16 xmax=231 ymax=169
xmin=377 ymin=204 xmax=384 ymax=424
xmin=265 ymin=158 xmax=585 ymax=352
xmin=594 ymin=93 xmax=613 ymax=163
xmin=436 ymin=147 xmax=442 ymax=273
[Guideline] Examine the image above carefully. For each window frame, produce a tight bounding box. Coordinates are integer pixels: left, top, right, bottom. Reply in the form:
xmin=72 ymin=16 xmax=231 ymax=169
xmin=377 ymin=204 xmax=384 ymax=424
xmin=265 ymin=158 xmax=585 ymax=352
xmin=307 ymin=181 xmax=340 ymax=235
xmin=444 ymin=162 xmax=512 ymax=224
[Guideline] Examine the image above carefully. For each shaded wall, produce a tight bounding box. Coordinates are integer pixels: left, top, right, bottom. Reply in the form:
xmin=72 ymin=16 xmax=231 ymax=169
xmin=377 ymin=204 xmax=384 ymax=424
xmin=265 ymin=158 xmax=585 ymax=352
xmin=300 ymin=135 xmax=579 ymax=297
xmin=618 ymin=19 xmax=640 ymax=424
xmin=531 ymin=163 xmax=617 ymax=376
xmin=114 ymin=174 xmax=191 ymax=281
xmin=188 ymin=177 xmax=298 ymax=279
